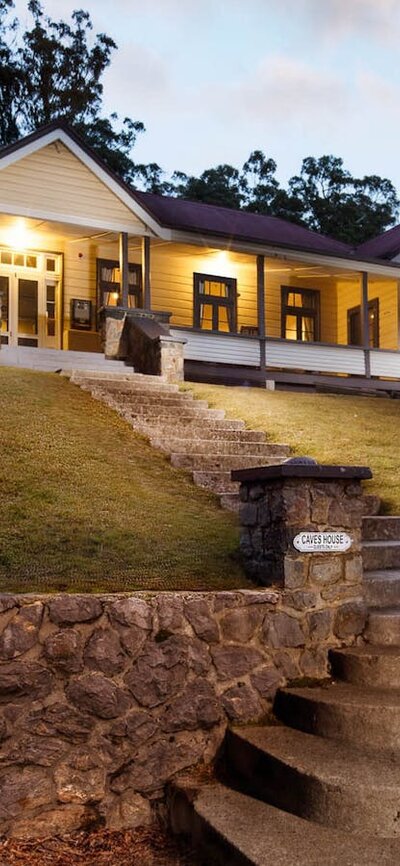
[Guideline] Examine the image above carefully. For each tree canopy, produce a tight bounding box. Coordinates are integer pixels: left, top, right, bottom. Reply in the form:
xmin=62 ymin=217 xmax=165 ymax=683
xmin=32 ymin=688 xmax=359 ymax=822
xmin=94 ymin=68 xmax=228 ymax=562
xmin=0 ymin=1 xmax=399 ymax=244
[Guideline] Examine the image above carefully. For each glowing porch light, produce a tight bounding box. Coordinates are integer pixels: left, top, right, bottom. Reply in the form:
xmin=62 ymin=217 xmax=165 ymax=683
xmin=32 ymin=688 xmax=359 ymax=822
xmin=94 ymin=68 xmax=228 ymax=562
xmin=4 ymin=220 xmax=30 ymax=250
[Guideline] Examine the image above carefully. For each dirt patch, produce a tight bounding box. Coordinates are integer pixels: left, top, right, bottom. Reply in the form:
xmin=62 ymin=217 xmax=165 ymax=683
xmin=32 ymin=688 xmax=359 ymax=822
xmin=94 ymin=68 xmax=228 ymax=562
xmin=0 ymin=826 xmax=199 ymax=866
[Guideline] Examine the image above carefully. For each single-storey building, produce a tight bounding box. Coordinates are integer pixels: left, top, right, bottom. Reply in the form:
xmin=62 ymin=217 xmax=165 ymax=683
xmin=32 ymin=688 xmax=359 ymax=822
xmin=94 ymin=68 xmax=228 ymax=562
xmin=1 ymin=121 xmax=400 ymax=391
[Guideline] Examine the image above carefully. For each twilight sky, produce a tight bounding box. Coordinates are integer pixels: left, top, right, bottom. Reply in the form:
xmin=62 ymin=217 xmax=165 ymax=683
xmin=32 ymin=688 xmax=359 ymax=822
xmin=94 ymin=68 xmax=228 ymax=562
xmin=13 ymin=0 xmax=400 ymax=189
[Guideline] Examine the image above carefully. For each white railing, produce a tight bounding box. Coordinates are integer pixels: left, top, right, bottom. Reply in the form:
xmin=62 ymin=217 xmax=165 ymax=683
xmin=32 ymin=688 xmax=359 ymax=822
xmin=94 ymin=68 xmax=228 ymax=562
xmin=170 ymin=328 xmax=260 ymax=367
xmin=370 ymin=350 xmax=400 ymax=378
xmin=265 ymin=339 xmax=366 ymax=375
xmin=171 ymin=328 xmax=400 ymax=380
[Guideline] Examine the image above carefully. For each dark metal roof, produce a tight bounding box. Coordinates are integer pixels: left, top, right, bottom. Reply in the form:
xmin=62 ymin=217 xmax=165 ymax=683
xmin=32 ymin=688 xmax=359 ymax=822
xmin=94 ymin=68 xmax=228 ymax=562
xmin=1 ymin=122 xmax=400 ymax=265
xmin=355 ymin=225 xmax=400 ymax=261
xmin=132 ymin=190 xmax=352 ymax=257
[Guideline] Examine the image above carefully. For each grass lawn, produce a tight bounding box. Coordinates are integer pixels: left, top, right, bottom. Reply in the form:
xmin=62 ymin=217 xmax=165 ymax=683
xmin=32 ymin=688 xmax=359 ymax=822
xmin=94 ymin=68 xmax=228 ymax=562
xmin=0 ymin=368 xmax=246 ymax=593
xmin=186 ymin=383 xmax=400 ymax=513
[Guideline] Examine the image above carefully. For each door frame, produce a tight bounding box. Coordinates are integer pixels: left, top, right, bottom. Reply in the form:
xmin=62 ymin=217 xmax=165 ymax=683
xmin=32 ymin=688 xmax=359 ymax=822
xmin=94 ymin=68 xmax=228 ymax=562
xmin=0 ymin=248 xmax=62 ymax=348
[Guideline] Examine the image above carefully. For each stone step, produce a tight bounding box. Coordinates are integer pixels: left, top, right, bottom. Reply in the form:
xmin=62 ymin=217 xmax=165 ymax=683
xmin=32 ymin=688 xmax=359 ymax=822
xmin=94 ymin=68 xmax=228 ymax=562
xmin=122 ymin=405 xmax=226 ymax=420
xmin=363 ymin=516 xmax=400 ymax=542
xmin=169 ymin=778 xmax=400 ymax=866
xmin=171 ymin=454 xmax=279 ymax=472
xmin=364 ymin=608 xmax=400 ymax=646
xmin=220 ymin=493 xmax=240 ymax=511
xmin=132 ymin=415 xmax=245 ymax=432
xmin=330 ymin=646 xmax=400 ymax=688
xmin=139 ymin=427 xmax=267 ymax=443
xmin=94 ymin=391 xmax=202 ymax=407
xmin=192 ymin=471 xmax=239 ymax=495
xmin=79 ymin=382 xmax=180 ymax=396
xmin=149 ymin=438 xmax=290 ymax=457
xmin=71 ymin=371 xmax=164 ymax=383
xmin=275 ymin=682 xmax=400 ymax=752
xmin=362 ymin=541 xmax=400 ymax=571
xmin=224 ymin=725 xmax=400 ymax=837
xmin=364 ymin=570 xmax=400 ymax=608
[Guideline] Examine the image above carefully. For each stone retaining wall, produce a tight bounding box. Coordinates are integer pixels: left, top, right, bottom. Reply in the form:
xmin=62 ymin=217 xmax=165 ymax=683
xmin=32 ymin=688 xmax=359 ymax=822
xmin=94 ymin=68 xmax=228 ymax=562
xmin=0 ymin=587 xmax=365 ymax=839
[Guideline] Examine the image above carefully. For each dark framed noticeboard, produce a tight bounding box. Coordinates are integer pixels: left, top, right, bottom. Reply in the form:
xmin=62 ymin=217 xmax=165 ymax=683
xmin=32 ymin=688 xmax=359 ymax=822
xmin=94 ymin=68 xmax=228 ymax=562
xmin=71 ymin=299 xmax=92 ymax=330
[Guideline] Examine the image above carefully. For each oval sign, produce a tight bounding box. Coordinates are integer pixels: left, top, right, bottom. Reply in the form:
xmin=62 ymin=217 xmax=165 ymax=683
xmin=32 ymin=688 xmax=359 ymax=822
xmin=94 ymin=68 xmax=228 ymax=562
xmin=293 ymin=531 xmax=352 ymax=553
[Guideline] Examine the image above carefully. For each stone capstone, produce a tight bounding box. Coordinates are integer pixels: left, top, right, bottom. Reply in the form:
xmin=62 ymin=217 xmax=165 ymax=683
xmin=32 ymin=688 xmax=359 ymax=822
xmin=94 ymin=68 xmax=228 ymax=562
xmin=48 ymin=596 xmax=102 ymax=625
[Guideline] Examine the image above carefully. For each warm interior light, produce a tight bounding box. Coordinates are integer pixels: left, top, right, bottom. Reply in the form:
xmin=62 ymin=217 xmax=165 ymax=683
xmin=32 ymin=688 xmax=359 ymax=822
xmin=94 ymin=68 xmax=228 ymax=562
xmin=215 ymin=250 xmax=229 ymax=266
xmin=111 ymin=292 xmax=119 ymax=301
xmin=4 ymin=220 xmax=30 ymax=250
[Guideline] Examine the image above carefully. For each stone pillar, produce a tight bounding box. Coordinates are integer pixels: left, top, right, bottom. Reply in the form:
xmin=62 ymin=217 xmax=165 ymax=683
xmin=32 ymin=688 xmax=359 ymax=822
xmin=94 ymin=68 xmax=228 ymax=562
xmin=158 ymin=335 xmax=186 ymax=382
xmin=233 ymin=459 xmax=372 ymax=594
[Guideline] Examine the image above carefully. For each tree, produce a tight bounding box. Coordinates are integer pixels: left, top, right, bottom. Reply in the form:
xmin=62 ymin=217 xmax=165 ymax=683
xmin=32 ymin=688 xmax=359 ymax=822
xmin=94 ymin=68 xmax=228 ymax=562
xmin=173 ymin=164 xmax=243 ymax=209
xmin=287 ymin=156 xmax=399 ymax=244
xmin=0 ymin=0 xmax=145 ymax=182
xmin=241 ymin=150 xmax=280 ymax=214
xmin=0 ymin=0 xmax=21 ymax=144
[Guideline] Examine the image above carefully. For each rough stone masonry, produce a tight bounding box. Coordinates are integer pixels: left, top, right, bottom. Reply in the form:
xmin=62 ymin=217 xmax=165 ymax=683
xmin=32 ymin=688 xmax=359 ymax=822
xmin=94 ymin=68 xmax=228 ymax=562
xmin=0 ymin=463 xmax=372 ymax=839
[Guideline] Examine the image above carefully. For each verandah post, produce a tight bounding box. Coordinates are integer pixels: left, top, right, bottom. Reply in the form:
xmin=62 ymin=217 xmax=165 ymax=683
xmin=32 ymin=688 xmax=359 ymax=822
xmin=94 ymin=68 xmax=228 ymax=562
xmin=119 ymin=231 xmax=129 ymax=307
xmin=143 ymin=236 xmax=151 ymax=309
xmin=361 ymin=271 xmax=371 ymax=378
xmin=257 ymin=254 xmax=266 ymax=376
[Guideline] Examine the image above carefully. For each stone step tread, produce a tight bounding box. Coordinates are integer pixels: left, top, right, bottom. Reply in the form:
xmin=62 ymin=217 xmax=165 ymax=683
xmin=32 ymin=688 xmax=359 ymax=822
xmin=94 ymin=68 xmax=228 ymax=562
xmin=134 ymin=416 xmax=245 ymax=429
xmin=170 ymin=455 xmax=280 ymax=471
xmin=230 ymin=725 xmax=400 ymax=788
xmin=137 ymin=429 xmax=267 ymax=442
xmin=365 ymin=570 xmax=400 ymax=580
xmin=175 ymin=781 xmax=400 ymax=866
xmin=332 ymin=644 xmax=400 ymax=659
xmin=150 ymin=438 xmax=289 ymax=454
xmin=363 ymin=540 xmax=400 ymax=548
xmin=280 ymin=682 xmax=400 ymax=707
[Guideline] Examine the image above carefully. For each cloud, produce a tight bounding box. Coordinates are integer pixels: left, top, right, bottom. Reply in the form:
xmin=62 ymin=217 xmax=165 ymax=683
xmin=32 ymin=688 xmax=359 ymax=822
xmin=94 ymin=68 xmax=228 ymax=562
xmin=205 ymin=54 xmax=348 ymax=125
xmin=294 ymin=0 xmax=400 ymax=42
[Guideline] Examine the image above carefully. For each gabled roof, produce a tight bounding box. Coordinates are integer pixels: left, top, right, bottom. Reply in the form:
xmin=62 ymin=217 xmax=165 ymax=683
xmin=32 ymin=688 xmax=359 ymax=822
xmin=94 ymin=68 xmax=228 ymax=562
xmin=132 ymin=190 xmax=352 ymax=257
xmin=0 ymin=122 xmax=399 ymax=267
xmin=355 ymin=225 xmax=400 ymax=261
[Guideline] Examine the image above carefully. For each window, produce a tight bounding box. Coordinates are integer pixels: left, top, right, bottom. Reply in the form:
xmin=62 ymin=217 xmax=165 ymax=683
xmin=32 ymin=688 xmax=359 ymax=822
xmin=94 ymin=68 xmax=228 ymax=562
xmin=281 ymin=287 xmax=320 ymax=342
xmin=194 ymin=273 xmax=237 ymax=332
xmin=96 ymin=259 xmax=143 ymax=310
xmin=348 ymin=298 xmax=379 ymax=348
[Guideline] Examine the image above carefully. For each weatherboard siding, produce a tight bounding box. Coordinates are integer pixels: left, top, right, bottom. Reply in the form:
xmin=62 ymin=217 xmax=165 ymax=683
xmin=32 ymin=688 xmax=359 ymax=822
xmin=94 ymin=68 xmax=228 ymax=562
xmin=0 ymin=142 xmax=146 ymax=233
xmin=336 ymin=278 xmax=398 ymax=350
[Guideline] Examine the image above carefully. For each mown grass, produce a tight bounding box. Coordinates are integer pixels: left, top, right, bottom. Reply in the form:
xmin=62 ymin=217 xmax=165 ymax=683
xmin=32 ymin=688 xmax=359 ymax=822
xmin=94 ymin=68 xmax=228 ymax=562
xmin=0 ymin=368 xmax=246 ymax=593
xmin=186 ymin=382 xmax=400 ymax=512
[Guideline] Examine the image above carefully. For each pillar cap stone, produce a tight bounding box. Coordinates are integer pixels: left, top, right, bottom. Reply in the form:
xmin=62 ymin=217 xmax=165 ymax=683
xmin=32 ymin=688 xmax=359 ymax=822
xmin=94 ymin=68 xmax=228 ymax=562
xmin=231 ymin=463 xmax=373 ymax=483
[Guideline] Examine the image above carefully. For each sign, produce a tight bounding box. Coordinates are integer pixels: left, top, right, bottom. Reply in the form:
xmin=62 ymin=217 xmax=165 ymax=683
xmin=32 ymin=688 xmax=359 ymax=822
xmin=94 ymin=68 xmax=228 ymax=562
xmin=293 ymin=531 xmax=352 ymax=553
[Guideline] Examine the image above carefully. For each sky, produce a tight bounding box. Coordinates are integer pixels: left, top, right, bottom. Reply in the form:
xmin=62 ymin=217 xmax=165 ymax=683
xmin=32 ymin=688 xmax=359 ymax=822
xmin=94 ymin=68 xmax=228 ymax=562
xmin=12 ymin=0 xmax=400 ymax=190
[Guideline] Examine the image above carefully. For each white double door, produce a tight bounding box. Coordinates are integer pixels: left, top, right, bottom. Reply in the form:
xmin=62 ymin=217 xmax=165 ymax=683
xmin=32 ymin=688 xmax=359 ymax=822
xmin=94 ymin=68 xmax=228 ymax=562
xmin=0 ymin=269 xmax=59 ymax=349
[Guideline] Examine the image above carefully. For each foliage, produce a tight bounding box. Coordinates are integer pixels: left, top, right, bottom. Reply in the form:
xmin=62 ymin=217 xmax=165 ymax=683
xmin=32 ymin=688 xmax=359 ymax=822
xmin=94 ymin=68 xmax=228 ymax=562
xmin=0 ymin=0 xmax=144 ymax=181
xmin=172 ymin=151 xmax=400 ymax=244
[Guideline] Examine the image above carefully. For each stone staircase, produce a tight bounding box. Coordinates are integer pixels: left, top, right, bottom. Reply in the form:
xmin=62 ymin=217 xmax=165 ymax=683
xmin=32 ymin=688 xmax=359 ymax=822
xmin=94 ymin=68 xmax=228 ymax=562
xmin=167 ymin=515 xmax=400 ymax=865
xmin=70 ymin=372 xmax=290 ymax=510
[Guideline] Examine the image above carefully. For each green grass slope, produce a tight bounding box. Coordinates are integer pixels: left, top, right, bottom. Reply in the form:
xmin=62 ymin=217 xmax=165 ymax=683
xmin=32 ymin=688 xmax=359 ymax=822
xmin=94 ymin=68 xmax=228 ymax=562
xmin=187 ymin=383 xmax=400 ymax=512
xmin=0 ymin=369 xmax=245 ymax=593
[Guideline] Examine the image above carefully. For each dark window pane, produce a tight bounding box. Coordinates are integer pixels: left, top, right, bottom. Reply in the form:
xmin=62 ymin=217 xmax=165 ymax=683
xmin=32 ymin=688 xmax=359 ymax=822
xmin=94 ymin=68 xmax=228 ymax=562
xmin=18 ymin=279 xmax=38 ymax=335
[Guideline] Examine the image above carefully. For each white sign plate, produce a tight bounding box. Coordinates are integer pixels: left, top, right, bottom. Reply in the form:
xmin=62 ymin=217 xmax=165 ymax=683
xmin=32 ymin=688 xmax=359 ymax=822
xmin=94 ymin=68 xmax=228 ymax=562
xmin=293 ymin=531 xmax=352 ymax=553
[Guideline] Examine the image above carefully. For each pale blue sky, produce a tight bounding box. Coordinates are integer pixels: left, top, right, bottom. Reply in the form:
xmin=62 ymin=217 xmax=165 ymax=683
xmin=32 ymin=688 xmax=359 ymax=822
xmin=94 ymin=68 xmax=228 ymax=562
xmin=13 ymin=0 xmax=400 ymax=189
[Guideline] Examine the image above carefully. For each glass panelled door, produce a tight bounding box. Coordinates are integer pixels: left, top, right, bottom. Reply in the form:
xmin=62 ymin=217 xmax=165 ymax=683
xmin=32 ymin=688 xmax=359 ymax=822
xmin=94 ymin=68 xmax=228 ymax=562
xmin=18 ymin=279 xmax=39 ymax=346
xmin=0 ymin=250 xmax=61 ymax=348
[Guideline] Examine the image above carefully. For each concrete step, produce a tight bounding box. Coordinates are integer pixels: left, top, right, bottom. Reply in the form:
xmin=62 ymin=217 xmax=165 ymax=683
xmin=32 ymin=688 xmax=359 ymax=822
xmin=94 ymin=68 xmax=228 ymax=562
xmin=330 ymin=645 xmax=400 ymax=689
xmin=364 ymin=570 xmax=400 ymax=608
xmin=149 ymin=438 xmax=290 ymax=457
xmin=363 ymin=517 xmax=400 ymax=542
xmin=224 ymin=725 xmax=400 ymax=837
xmin=77 ymin=381 xmax=180 ymax=395
xmin=0 ymin=347 xmax=134 ymax=373
xmin=132 ymin=416 xmax=245 ymax=432
xmin=364 ymin=608 xmax=400 ymax=646
xmin=362 ymin=541 xmax=400 ymax=571
xmin=169 ymin=778 xmax=400 ymax=866
xmin=192 ymin=471 xmax=239 ymax=495
xmin=275 ymin=682 xmax=400 ymax=752
xmin=170 ymin=454 xmax=279 ymax=472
